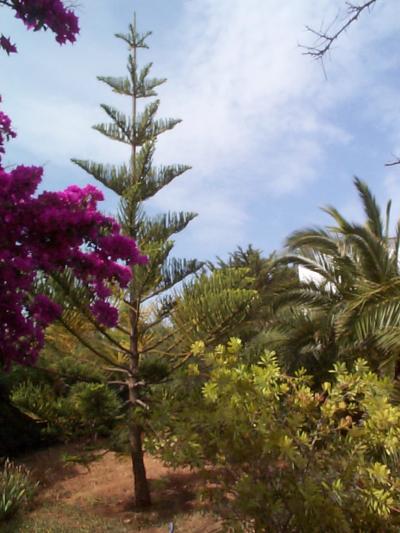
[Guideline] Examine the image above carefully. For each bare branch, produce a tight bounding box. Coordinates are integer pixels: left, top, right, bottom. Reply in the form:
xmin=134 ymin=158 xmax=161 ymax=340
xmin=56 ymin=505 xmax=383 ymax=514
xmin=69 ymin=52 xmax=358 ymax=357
xmin=103 ymin=366 xmax=129 ymax=374
xmin=135 ymin=398 xmax=149 ymax=410
xmin=301 ymin=1 xmax=378 ymax=61
xmin=385 ymin=157 xmax=400 ymax=167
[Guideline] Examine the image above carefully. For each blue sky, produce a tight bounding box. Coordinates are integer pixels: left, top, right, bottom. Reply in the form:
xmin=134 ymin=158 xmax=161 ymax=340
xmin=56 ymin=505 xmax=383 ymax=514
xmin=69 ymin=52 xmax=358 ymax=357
xmin=2 ymin=0 xmax=400 ymax=262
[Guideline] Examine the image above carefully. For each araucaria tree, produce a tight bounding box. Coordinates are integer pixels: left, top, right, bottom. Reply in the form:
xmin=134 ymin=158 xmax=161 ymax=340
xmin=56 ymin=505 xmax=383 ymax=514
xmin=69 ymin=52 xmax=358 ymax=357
xmin=71 ymin=16 xmax=201 ymax=507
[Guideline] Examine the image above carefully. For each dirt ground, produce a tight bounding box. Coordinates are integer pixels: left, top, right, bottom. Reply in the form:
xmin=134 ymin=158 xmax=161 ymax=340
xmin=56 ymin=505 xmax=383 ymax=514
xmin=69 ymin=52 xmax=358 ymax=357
xmin=16 ymin=443 xmax=219 ymax=532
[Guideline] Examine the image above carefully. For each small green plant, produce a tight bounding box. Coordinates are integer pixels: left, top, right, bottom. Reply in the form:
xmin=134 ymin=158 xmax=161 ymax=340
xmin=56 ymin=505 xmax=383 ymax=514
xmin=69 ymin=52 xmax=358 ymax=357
xmin=0 ymin=459 xmax=38 ymax=522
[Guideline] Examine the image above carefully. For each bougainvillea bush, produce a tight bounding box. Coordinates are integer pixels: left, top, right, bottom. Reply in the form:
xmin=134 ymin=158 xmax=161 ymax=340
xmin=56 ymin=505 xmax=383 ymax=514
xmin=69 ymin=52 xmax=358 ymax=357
xmin=0 ymin=111 xmax=146 ymax=370
xmin=151 ymin=340 xmax=400 ymax=532
xmin=0 ymin=2 xmax=148 ymax=370
xmin=0 ymin=0 xmax=79 ymax=55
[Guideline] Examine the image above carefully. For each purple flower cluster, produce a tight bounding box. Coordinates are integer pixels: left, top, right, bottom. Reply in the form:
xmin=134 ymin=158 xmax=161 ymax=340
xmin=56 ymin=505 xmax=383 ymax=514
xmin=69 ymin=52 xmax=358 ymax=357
xmin=0 ymin=112 xmax=147 ymax=369
xmin=0 ymin=0 xmax=79 ymax=54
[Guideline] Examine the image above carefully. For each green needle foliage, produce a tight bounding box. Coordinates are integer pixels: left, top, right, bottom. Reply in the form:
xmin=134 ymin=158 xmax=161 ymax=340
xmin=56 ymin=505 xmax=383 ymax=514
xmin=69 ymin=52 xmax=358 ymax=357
xmin=171 ymin=267 xmax=258 ymax=351
xmin=214 ymin=245 xmax=300 ymax=341
xmin=64 ymin=15 xmax=203 ymax=506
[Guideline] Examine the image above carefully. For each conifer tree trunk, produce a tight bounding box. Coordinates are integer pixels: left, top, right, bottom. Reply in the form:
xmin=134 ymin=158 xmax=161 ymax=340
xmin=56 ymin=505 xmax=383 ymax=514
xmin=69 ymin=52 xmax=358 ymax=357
xmin=128 ymin=421 xmax=150 ymax=506
xmin=128 ymin=291 xmax=151 ymax=506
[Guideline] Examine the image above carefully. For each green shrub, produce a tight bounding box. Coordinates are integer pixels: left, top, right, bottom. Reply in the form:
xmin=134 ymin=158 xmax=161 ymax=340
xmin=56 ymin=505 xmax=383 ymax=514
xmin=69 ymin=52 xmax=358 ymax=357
xmin=11 ymin=380 xmax=122 ymax=440
xmin=11 ymin=381 xmax=59 ymax=421
xmin=152 ymin=339 xmax=400 ymax=532
xmin=67 ymin=382 xmax=122 ymax=437
xmin=0 ymin=459 xmax=38 ymax=522
xmin=44 ymin=354 xmax=105 ymax=384
xmin=11 ymin=380 xmax=66 ymax=439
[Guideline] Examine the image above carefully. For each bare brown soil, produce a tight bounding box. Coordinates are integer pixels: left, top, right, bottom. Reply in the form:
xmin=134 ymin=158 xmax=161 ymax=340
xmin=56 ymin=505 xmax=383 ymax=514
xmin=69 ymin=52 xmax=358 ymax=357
xmin=18 ymin=443 xmax=219 ymax=532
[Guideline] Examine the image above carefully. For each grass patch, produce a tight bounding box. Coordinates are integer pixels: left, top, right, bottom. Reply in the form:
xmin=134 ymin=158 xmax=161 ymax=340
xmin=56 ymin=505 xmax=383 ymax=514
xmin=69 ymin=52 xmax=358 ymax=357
xmin=2 ymin=502 xmax=130 ymax=532
xmin=1 ymin=501 xmax=217 ymax=532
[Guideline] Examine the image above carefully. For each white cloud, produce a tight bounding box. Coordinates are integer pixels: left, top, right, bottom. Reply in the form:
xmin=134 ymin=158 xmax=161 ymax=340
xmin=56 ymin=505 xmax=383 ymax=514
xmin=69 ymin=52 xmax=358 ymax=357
xmin=157 ymin=0 xmax=338 ymax=173
xmin=145 ymin=0 xmax=354 ymax=247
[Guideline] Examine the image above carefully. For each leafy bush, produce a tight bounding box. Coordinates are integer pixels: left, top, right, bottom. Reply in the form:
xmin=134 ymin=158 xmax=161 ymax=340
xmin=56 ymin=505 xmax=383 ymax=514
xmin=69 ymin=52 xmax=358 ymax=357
xmin=11 ymin=380 xmax=122 ymax=440
xmin=152 ymin=339 xmax=400 ymax=532
xmin=0 ymin=459 xmax=37 ymax=522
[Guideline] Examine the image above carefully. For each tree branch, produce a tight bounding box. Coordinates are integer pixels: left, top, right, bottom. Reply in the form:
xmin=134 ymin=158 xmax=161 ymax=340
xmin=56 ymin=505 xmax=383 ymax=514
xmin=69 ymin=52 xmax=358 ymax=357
xmin=385 ymin=157 xmax=400 ymax=167
xmin=301 ymin=1 xmax=378 ymax=61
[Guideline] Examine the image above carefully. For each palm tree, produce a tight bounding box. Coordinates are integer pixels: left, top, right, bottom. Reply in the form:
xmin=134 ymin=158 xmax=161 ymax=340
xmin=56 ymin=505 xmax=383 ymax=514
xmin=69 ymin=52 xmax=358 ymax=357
xmin=273 ymin=177 xmax=400 ymax=380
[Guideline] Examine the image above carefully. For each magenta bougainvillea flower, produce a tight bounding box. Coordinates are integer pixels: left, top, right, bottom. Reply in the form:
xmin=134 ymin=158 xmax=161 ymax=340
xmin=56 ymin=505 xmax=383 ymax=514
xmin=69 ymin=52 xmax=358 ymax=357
xmin=0 ymin=0 xmax=79 ymax=53
xmin=0 ymin=111 xmax=147 ymax=369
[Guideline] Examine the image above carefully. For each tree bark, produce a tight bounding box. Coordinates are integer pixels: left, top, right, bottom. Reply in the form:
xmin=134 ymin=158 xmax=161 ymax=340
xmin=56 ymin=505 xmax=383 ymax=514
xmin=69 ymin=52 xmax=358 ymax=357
xmin=128 ymin=421 xmax=151 ymax=507
xmin=128 ymin=291 xmax=151 ymax=507
xmin=127 ymin=364 xmax=151 ymax=507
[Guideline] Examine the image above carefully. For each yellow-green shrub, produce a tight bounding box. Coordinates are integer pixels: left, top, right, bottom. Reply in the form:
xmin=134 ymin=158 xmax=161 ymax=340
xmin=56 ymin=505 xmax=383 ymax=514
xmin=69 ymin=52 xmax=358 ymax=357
xmin=151 ymin=339 xmax=400 ymax=532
